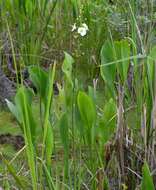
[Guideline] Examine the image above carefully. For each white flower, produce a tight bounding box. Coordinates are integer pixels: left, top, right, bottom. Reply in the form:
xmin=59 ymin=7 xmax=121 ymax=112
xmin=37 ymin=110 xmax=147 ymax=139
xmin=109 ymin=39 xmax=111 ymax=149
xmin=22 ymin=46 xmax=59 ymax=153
xmin=77 ymin=23 xmax=89 ymax=37
xmin=72 ymin=22 xmax=89 ymax=37
xmin=71 ymin=23 xmax=77 ymax=32
xmin=77 ymin=27 xmax=87 ymax=36
xmin=82 ymin=23 xmax=89 ymax=31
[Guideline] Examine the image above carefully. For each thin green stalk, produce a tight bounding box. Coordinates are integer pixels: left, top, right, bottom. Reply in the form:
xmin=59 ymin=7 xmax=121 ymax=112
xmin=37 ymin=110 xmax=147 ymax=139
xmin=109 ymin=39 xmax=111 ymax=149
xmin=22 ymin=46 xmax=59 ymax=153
xmin=42 ymin=62 xmax=56 ymax=156
xmin=38 ymin=157 xmax=56 ymax=190
xmin=40 ymin=0 xmax=58 ymax=42
xmin=6 ymin=20 xmax=19 ymax=87
xmin=22 ymin=93 xmax=37 ymax=190
xmin=40 ymin=62 xmax=56 ymax=187
xmin=128 ymin=0 xmax=145 ymax=55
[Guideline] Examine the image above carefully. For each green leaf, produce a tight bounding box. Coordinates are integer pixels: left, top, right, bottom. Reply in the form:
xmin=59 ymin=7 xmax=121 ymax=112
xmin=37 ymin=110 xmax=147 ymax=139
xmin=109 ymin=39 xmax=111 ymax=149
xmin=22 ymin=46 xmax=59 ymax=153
xmin=100 ymin=41 xmax=116 ymax=91
xmin=5 ymin=99 xmax=22 ymax=124
xmin=6 ymin=86 xmax=37 ymax=189
xmin=114 ymin=40 xmax=130 ymax=82
xmin=59 ymin=113 xmax=69 ymax=178
xmin=98 ymin=99 xmax=116 ymax=144
xmin=62 ymin=52 xmax=74 ymax=87
xmin=100 ymin=40 xmax=130 ymax=87
xmin=59 ymin=113 xmax=69 ymax=153
xmin=15 ymin=87 xmax=36 ymax=143
xmin=45 ymin=121 xmax=54 ymax=170
xmin=141 ymin=162 xmax=155 ymax=190
xmin=147 ymin=46 xmax=156 ymax=90
xmin=77 ymin=91 xmax=96 ymax=129
xmin=29 ymin=66 xmax=48 ymax=104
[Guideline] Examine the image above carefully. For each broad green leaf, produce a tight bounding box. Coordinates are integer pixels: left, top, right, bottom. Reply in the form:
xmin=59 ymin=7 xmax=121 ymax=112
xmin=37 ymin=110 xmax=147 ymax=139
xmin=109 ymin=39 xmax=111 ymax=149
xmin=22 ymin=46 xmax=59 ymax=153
xmin=114 ymin=40 xmax=130 ymax=83
xmin=29 ymin=66 xmax=48 ymax=104
xmin=5 ymin=99 xmax=22 ymax=124
xmin=77 ymin=91 xmax=96 ymax=128
xmin=100 ymin=41 xmax=116 ymax=91
xmin=147 ymin=46 xmax=156 ymax=91
xmin=62 ymin=52 xmax=74 ymax=87
xmin=6 ymin=87 xmax=37 ymax=189
xmin=15 ymin=87 xmax=36 ymax=143
xmin=39 ymin=63 xmax=56 ymax=186
xmin=100 ymin=40 xmax=130 ymax=87
xmin=62 ymin=52 xmax=74 ymax=108
xmin=16 ymin=87 xmax=37 ymax=189
xmin=98 ymin=99 xmax=116 ymax=144
xmin=141 ymin=162 xmax=155 ymax=190
xmin=6 ymin=87 xmax=36 ymax=143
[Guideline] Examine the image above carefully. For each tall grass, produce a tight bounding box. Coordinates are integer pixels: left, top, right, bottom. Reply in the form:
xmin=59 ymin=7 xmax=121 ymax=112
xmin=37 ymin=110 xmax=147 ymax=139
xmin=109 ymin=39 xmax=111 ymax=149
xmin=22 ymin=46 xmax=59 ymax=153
xmin=1 ymin=0 xmax=156 ymax=189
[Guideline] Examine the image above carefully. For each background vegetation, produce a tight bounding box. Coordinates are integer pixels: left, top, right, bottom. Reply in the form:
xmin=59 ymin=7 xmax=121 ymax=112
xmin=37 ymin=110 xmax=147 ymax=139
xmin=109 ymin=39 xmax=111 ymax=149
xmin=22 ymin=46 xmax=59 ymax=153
xmin=0 ymin=0 xmax=156 ymax=189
